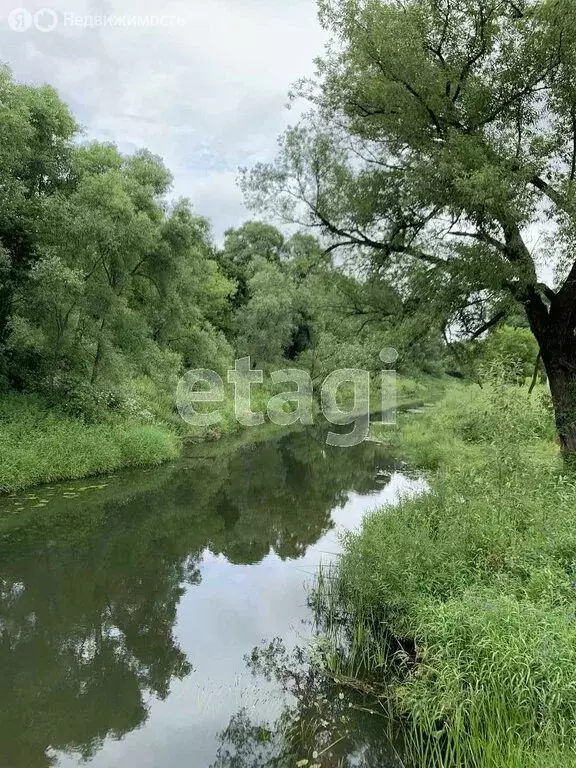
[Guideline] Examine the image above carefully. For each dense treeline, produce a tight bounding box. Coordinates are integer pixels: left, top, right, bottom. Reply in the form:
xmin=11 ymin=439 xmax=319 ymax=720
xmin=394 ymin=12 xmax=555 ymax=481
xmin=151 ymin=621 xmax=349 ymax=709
xmin=0 ymin=63 xmax=549 ymax=494
xmin=0 ymin=64 xmax=231 ymax=417
xmin=0 ymin=64 xmax=446 ymax=436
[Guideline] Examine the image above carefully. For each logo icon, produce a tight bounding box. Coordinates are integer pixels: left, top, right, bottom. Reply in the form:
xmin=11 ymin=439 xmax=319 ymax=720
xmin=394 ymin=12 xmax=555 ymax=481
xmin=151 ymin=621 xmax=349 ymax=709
xmin=379 ymin=347 xmax=399 ymax=365
xmin=7 ymin=7 xmax=33 ymax=31
xmin=34 ymin=7 xmax=57 ymax=31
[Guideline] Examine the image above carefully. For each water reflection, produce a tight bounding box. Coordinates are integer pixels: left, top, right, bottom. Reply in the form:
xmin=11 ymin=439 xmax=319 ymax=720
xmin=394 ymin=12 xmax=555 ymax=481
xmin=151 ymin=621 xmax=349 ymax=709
xmin=212 ymin=640 xmax=403 ymax=768
xmin=0 ymin=427 xmax=418 ymax=767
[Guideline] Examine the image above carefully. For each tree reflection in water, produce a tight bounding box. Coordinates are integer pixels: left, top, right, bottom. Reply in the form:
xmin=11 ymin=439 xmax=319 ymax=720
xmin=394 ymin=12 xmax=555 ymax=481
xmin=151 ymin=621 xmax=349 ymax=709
xmin=0 ymin=427 xmax=400 ymax=766
xmin=211 ymin=640 xmax=403 ymax=768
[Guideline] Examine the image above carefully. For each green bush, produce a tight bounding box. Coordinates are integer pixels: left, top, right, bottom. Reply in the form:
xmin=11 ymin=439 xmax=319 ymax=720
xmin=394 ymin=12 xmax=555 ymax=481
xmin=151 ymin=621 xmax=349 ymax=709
xmin=478 ymin=325 xmax=540 ymax=383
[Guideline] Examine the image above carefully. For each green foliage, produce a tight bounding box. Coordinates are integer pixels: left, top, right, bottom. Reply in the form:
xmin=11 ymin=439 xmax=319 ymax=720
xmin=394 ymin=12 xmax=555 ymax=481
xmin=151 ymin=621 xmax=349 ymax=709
xmin=243 ymin=0 xmax=576 ymax=447
xmin=218 ymin=219 xmax=428 ymax=380
xmin=0 ymin=67 xmax=236 ymax=415
xmin=0 ymin=394 xmax=179 ymax=493
xmin=400 ymin=589 xmax=576 ymax=767
xmin=441 ymin=373 xmax=554 ymax=446
xmin=482 ymin=326 xmax=538 ymax=371
xmin=0 ymin=66 xmax=448 ymax=489
xmin=234 ymin=256 xmax=299 ymax=366
xmin=315 ymin=380 xmax=576 ymax=766
xmin=468 ymin=325 xmax=541 ymax=384
xmin=0 ymin=64 xmax=77 ymax=371
xmin=218 ymin=221 xmax=286 ymax=310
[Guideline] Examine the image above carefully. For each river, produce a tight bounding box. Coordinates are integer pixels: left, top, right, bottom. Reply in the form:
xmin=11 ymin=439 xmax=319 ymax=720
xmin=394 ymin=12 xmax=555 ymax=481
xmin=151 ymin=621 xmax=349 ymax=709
xmin=0 ymin=424 xmax=424 ymax=767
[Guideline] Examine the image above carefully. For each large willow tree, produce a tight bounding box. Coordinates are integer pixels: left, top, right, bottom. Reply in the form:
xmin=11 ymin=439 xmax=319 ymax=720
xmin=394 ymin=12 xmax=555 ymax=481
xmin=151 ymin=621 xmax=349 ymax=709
xmin=244 ymin=0 xmax=576 ymax=452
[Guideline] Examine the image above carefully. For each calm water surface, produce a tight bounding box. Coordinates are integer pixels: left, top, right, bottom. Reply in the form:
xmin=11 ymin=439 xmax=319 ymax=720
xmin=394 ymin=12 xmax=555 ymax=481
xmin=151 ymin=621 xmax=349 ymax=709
xmin=0 ymin=426 xmax=424 ymax=768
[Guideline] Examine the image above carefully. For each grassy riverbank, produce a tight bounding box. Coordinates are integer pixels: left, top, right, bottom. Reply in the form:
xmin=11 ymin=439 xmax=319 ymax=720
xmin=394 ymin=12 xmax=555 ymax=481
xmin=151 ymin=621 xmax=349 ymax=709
xmin=0 ymin=376 xmax=439 ymax=494
xmin=0 ymin=371 xmax=293 ymax=492
xmin=0 ymin=394 xmax=180 ymax=493
xmin=317 ymin=380 xmax=576 ymax=767
xmin=0 ymin=392 xmax=270 ymax=494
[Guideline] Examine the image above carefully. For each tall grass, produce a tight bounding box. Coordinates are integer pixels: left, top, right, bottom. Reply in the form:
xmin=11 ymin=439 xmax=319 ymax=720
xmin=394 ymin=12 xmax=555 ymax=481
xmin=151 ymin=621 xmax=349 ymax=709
xmin=0 ymin=394 xmax=180 ymax=492
xmin=314 ymin=379 xmax=576 ymax=767
xmin=0 ymin=377 xmax=288 ymax=492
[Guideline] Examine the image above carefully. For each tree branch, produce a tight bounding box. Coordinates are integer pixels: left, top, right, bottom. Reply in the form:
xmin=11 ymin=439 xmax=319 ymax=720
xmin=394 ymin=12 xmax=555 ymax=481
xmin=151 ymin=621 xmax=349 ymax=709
xmin=469 ymin=310 xmax=506 ymax=340
xmin=528 ymin=352 xmax=541 ymax=394
xmin=530 ymin=174 xmax=571 ymax=213
xmin=366 ymin=47 xmax=446 ymax=137
xmin=451 ymin=229 xmax=506 ymax=253
xmin=311 ymin=204 xmax=446 ymax=268
xmin=323 ymin=241 xmax=352 ymax=255
xmin=536 ymin=282 xmax=556 ymax=303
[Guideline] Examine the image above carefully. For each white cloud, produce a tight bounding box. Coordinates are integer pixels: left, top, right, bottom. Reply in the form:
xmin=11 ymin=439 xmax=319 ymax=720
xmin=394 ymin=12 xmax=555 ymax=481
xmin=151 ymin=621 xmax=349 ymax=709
xmin=0 ymin=0 xmax=326 ymax=237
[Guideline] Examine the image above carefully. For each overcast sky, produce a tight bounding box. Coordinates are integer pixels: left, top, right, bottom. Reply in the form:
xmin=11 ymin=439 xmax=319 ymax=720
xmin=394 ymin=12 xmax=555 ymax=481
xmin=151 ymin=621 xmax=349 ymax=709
xmin=0 ymin=0 xmax=326 ymax=239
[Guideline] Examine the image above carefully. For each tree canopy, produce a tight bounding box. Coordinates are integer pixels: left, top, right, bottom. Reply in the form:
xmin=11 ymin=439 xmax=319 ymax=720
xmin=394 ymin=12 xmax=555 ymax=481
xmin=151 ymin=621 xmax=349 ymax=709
xmin=243 ymin=0 xmax=576 ymax=450
xmin=0 ymin=61 xmax=443 ymax=431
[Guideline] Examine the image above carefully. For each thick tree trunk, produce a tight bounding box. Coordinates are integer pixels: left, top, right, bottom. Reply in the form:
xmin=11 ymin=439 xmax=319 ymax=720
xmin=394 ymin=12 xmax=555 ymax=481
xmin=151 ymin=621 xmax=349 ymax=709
xmin=496 ymin=218 xmax=576 ymax=454
xmin=542 ymin=350 xmax=576 ymax=454
xmin=521 ymin=276 xmax=576 ymax=454
xmin=531 ymin=304 xmax=576 ymax=453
